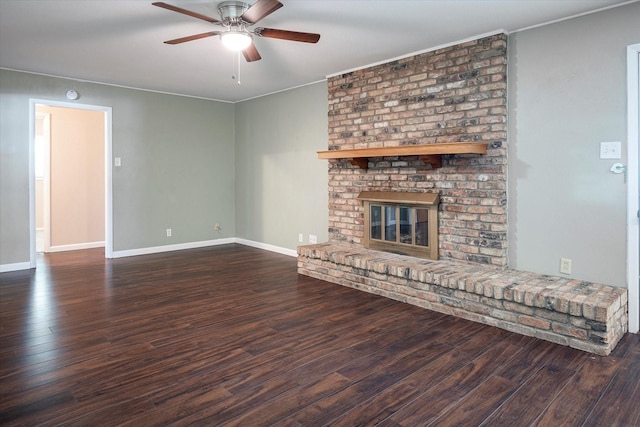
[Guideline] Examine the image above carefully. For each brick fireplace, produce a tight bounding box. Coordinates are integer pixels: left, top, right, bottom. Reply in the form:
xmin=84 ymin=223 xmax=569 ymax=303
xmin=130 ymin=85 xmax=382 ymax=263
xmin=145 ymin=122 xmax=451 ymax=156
xmin=298 ymin=32 xmax=628 ymax=355
xmin=326 ymin=33 xmax=508 ymax=267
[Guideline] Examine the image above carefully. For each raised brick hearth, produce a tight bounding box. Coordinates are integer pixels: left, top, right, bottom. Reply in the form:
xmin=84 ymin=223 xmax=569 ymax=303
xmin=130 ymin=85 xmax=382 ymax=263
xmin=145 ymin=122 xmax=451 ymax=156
xmin=298 ymin=243 xmax=628 ymax=355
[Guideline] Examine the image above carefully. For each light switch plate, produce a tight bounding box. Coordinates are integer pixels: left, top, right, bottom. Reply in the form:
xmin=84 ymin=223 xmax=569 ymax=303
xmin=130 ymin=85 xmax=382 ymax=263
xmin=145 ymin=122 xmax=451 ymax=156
xmin=600 ymin=141 xmax=621 ymax=159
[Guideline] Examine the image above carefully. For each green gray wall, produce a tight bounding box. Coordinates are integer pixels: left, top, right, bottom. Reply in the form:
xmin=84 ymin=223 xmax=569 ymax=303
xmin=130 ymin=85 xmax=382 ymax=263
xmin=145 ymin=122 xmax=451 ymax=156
xmin=0 ymin=70 xmax=327 ymax=267
xmin=508 ymin=2 xmax=640 ymax=286
xmin=0 ymin=69 xmax=235 ymax=265
xmin=234 ymin=82 xmax=329 ymax=250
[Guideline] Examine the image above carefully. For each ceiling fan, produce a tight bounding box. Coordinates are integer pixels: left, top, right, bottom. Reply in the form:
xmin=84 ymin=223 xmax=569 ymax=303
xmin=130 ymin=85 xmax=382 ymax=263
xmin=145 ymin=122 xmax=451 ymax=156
xmin=153 ymin=0 xmax=320 ymax=62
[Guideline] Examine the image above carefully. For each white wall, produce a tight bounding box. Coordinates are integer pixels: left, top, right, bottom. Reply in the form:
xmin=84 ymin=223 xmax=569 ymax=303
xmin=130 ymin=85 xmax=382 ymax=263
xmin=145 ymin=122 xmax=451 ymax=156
xmin=508 ymin=2 xmax=640 ymax=286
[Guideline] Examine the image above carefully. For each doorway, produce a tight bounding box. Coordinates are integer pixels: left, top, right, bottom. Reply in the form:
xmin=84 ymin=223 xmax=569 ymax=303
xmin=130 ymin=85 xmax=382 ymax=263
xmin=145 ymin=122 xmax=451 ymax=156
xmin=627 ymin=43 xmax=640 ymax=334
xmin=29 ymin=99 xmax=113 ymax=267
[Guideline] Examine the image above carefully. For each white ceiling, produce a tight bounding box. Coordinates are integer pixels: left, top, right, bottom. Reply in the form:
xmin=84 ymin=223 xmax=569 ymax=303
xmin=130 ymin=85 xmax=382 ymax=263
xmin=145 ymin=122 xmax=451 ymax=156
xmin=0 ymin=0 xmax=632 ymax=102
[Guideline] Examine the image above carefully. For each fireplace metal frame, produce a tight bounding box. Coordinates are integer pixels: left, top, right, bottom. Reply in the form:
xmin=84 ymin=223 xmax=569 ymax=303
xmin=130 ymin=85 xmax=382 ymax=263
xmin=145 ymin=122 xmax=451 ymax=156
xmin=358 ymin=191 xmax=439 ymax=260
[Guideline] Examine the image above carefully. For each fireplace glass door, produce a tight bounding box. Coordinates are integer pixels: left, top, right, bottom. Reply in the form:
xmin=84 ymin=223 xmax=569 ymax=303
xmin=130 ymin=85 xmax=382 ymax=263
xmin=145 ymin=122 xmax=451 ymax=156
xmin=360 ymin=192 xmax=439 ymax=260
xmin=384 ymin=206 xmax=396 ymax=242
xmin=367 ymin=203 xmax=436 ymax=258
xmin=370 ymin=205 xmax=382 ymax=240
xmin=415 ymin=208 xmax=429 ymax=247
xmin=399 ymin=207 xmax=412 ymax=244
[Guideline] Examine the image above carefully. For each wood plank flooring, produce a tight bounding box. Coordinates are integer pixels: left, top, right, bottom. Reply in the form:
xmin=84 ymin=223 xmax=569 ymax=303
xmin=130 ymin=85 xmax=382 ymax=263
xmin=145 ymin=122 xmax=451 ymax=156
xmin=0 ymin=244 xmax=638 ymax=426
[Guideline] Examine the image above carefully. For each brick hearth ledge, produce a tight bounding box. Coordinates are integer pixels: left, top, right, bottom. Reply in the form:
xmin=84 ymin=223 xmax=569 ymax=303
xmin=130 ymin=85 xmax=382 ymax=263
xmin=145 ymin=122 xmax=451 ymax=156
xmin=297 ymin=243 xmax=628 ymax=355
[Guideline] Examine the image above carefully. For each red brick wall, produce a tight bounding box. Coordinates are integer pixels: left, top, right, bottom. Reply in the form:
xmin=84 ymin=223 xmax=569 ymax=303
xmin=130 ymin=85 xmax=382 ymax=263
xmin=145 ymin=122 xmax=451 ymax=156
xmin=326 ymin=34 xmax=508 ymax=267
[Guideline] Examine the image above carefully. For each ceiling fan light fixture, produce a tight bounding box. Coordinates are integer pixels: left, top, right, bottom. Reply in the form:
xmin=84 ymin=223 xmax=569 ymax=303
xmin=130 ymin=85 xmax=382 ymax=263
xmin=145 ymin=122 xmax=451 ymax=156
xmin=220 ymin=31 xmax=252 ymax=51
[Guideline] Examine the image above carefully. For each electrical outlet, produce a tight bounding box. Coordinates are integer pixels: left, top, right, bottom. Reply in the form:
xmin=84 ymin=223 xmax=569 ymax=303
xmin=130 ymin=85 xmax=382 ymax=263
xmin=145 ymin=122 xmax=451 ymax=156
xmin=214 ymin=223 xmax=221 ymax=231
xmin=309 ymin=234 xmax=317 ymax=244
xmin=560 ymin=258 xmax=572 ymax=274
xmin=298 ymin=233 xmax=303 ymax=243
xmin=166 ymin=228 xmax=172 ymax=237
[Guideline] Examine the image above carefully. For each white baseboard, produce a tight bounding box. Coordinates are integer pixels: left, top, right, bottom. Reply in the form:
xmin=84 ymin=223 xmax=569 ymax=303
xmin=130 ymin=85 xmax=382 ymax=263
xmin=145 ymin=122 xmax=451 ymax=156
xmin=47 ymin=241 xmax=105 ymax=253
xmin=2 ymin=238 xmax=298 ymax=270
xmin=110 ymin=238 xmax=236 ymax=258
xmin=0 ymin=261 xmax=33 ymax=273
xmin=111 ymin=238 xmax=297 ymax=259
xmin=234 ymin=238 xmax=298 ymax=257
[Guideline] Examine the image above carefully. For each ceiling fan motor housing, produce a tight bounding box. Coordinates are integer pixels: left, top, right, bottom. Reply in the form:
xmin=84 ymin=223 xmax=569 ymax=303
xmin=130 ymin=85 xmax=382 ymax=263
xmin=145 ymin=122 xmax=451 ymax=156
xmin=218 ymin=1 xmax=250 ymax=26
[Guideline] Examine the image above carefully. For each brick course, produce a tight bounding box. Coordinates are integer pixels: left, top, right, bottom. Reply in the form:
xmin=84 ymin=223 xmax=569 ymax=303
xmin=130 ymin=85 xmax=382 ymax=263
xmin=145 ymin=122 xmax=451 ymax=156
xmin=327 ymin=34 xmax=508 ymax=267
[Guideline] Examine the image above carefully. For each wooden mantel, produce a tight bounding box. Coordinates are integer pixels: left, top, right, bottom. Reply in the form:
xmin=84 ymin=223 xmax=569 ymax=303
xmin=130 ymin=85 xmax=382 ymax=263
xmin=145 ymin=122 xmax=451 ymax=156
xmin=317 ymin=142 xmax=488 ymax=169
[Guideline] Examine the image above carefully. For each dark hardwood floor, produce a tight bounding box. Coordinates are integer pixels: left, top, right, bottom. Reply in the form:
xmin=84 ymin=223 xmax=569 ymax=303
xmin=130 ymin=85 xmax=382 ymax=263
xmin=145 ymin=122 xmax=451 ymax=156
xmin=0 ymin=244 xmax=638 ymax=426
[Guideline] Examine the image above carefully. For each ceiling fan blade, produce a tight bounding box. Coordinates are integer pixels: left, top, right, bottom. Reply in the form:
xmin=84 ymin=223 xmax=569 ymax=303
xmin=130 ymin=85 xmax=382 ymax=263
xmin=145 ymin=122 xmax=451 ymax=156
xmin=256 ymin=28 xmax=320 ymax=44
xmin=241 ymin=0 xmax=283 ymax=24
xmin=164 ymin=31 xmax=220 ymax=45
xmin=152 ymin=2 xmax=219 ymax=24
xmin=242 ymin=43 xmax=262 ymax=62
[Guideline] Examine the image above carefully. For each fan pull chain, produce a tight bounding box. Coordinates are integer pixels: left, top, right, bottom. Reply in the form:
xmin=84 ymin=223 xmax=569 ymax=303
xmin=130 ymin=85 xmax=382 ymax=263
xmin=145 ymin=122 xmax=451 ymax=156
xmin=231 ymin=53 xmax=237 ymax=83
xmin=231 ymin=52 xmax=242 ymax=86
xmin=237 ymin=52 xmax=242 ymax=85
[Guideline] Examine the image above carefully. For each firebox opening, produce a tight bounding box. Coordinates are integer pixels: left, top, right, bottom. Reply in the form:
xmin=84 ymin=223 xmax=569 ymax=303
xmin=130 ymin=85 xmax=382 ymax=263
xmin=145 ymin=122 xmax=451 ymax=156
xmin=358 ymin=191 xmax=439 ymax=260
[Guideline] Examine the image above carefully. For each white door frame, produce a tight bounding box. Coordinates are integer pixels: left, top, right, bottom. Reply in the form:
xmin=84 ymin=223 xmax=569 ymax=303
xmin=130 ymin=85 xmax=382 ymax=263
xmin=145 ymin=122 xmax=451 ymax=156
xmin=29 ymin=98 xmax=113 ymax=267
xmin=627 ymin=43 xmax=640 ymax=334
xmin=35 ymin=111 xmax=52 ymax=252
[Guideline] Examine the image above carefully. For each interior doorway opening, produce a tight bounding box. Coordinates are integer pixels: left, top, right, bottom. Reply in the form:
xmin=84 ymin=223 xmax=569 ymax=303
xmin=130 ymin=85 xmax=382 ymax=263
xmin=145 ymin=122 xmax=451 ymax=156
xmin=29 ymin=99 xmax=113 ymax=268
